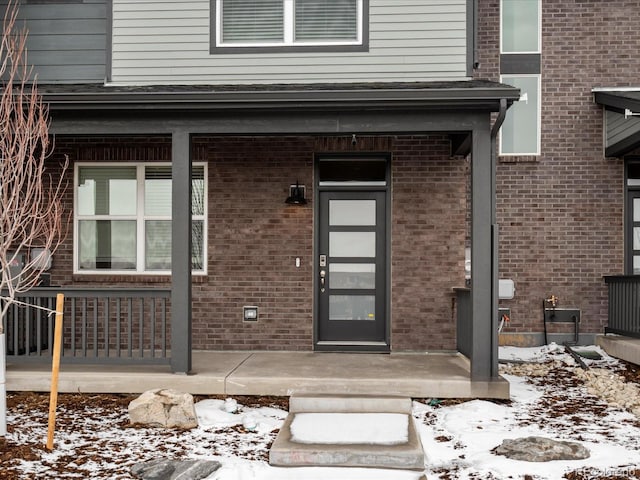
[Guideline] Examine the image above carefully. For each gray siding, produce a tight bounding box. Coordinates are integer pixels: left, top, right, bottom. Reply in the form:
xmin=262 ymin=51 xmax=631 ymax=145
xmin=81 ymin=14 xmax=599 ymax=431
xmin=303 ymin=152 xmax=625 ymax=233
xmin=1 ymin=0 xmax=107 ymax=83
xmin=111 ymin=0 xmax=468 ymax=85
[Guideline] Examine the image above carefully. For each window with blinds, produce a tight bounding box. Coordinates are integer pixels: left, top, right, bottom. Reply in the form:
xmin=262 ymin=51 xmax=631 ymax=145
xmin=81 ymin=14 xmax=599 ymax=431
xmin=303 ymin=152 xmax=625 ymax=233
xmin=216 ymin=0 xmax=363 ymax=47
xmin=75 ymin=163 xmax=207 ymax=274
xmin=295 ymin=0 xmax=358 ymax=42
xmin=222 ymin=0 xmax=284 ymax=43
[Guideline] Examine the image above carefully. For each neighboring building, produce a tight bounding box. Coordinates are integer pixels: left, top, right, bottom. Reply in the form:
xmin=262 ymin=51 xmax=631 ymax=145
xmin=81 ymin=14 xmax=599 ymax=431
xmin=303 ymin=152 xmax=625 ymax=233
xmin=477 ymin=0 xmax=640 ymax=346
xmin=3 ymin=1 xmax=639 ymax=378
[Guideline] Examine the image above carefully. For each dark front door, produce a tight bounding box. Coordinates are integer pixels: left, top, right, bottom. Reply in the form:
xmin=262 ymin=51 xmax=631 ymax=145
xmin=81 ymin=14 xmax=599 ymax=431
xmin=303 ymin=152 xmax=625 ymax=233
xmin=316 ymin=190 xmax=388 ymax=349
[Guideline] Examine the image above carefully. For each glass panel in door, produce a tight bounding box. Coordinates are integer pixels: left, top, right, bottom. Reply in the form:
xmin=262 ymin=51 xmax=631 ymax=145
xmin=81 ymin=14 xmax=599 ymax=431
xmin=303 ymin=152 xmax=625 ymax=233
xmin=317 ymin=191 xmax=387 ymax=345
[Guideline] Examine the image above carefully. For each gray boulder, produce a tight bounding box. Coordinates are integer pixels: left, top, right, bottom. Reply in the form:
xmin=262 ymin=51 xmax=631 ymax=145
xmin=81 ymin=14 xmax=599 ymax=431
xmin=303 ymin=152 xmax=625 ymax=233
xmin=128 ymin=389 xmax=198 ymax=429
xmin=131 ymin=459 xmax=221 ymax=480
xmin=494 ymin=436 xmax=590 ymax=462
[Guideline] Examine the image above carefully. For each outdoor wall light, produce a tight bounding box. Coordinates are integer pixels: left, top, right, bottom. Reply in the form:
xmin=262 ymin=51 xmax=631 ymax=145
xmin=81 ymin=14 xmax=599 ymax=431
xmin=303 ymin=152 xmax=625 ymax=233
xmin=243 ymin=306 xmax=258 ymax=322
xmin=285 ymin=181 xmax=307 ymax=205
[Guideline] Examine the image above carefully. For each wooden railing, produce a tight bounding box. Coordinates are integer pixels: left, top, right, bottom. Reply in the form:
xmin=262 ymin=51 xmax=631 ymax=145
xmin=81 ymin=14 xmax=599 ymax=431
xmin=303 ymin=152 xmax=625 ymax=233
xmin=604 ymin=276 xmax=640 ymax=339
xmin=3 ymin=287 xmax=171 ymax=364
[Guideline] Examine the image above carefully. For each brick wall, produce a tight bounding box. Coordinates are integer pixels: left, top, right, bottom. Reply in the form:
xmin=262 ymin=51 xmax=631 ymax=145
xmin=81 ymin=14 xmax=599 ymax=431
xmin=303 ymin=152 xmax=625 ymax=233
xmin=49 ymin=135 xmax=466 ymax=351
xmin=476 ymin=0 xmax=640 ymax=340
xmin=391 ymin=136 xmax=466 ymax=351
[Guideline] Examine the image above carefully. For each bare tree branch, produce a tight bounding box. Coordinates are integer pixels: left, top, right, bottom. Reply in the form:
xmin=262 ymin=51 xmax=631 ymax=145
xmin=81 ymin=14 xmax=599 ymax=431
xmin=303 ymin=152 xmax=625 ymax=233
xmin=0 ymin=1 xmax=68 ymax=326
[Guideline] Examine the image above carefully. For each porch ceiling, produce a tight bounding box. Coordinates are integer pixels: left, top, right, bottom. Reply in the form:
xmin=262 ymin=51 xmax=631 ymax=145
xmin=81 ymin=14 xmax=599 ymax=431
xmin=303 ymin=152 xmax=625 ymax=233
xmin=593 ymin=88 xmax=640 ymax=157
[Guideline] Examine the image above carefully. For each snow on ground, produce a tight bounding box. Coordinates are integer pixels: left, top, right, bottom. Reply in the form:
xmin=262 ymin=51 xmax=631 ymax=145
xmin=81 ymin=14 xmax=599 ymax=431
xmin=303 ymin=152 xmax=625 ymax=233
xmin=290 ymin=413 xmax=409 ymax=445
xmin=4 ymin=343 xmax=640 ymax=479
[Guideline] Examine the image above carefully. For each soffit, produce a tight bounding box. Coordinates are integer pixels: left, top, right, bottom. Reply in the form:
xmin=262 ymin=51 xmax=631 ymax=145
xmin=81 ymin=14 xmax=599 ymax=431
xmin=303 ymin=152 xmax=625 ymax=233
xmin=593 ymin=88 xmax=640 ymax=157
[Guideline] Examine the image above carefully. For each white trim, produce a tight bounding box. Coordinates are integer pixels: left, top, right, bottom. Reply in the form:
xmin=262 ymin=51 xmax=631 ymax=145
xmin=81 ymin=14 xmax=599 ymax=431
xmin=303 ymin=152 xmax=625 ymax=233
xmin=73 ymin=162 xmax=208 ymax=276
xmin=592 ymin=87 xmax=640 ymax=92
xmin=499 ymin=74 xmax=541 ymax=156
xmin=500 ymin=0 xmax=541 ymax=55
xmin=216 ymin=0 xmax=363 ymax=48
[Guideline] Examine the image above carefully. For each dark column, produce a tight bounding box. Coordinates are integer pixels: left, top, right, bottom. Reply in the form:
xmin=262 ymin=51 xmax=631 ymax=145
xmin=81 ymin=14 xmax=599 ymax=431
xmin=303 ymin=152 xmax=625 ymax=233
xmin=171 ymin=130 xmax=192 ymax=374
xmin=470 ymin=122 xmax=499 ymax=380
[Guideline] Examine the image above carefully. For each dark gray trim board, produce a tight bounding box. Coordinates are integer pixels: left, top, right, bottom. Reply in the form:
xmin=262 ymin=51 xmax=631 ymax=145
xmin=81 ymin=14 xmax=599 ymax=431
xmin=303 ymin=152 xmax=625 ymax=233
xmin=106 ymin=0 xmax=113 ymax=83
xmin=594 ymin=90 xmax=640 ymax=113
xmin=42 ymin=81 xmax=520 ymax=113
xmin=171 ymin=130 xmax=193 ymax=374
xmin=467 ymin=0 xmax=479 ymax=75
xmin=595 ymin=90 xmax=640 ymax=157
xmin=49 ymin=110 xmax=495 ymax=136
xmin=500 ymin=54 xmax=541 ymax=74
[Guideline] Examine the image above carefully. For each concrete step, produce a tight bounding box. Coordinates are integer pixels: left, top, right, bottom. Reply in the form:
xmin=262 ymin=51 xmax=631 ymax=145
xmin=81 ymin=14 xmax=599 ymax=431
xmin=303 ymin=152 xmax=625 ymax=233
xmin=269 ymin=396 xmax=425 ymax=470
xmin=290 ymin=394 xmax=412 ymax=414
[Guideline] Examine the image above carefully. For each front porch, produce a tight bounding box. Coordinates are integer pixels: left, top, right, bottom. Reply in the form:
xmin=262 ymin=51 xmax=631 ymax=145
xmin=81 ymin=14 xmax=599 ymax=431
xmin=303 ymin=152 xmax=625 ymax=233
xmin=6 ymin=350 xmax=509 ymax=399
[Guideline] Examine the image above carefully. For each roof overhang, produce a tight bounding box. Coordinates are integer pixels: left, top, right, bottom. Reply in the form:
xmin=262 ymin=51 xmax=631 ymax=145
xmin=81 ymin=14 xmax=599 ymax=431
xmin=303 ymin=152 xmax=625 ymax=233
xmin=593 ymin=87 xmax=640 ymax=157
xmin=41 ymin=80 xmax=519 ymax=114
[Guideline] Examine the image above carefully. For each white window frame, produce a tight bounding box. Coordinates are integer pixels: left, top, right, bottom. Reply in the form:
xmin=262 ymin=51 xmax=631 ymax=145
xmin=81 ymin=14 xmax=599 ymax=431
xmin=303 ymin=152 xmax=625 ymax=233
xmin=73 ymin=162 xmax=208 ymax=275
xmin=215 ymin=0 xmax=363 ymax=48
xmin=500 ymin=0 xmax=542 ymax=54
xmin=499 ymin=74 xmax=542 ymax=156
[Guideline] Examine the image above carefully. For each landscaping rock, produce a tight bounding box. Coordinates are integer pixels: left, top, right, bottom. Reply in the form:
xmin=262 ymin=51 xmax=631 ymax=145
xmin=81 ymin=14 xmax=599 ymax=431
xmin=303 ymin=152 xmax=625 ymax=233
xmin=128 ymin=389 xmax=198 ymax=429
xmin=494 ymin=436 xmax=590 ymax=462
xmin=131 ymin=459 xmax=221 ymax=480
xmin=573 ymin=368 xmax=640 ymax=418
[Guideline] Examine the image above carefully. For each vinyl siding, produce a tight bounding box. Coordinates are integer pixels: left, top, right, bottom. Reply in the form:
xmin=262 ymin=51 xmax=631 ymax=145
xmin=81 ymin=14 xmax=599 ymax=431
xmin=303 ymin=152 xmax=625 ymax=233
xmin=1 ymin=1 xmax=107 ymax=83
xmin=111 ymin=0 xmax=469 ymax=85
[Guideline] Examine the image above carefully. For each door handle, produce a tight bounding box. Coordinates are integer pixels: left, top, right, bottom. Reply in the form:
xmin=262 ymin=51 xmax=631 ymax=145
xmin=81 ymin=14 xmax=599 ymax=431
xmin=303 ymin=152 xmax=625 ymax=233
xmin=320 ymin=269 xmax=326 ymax=293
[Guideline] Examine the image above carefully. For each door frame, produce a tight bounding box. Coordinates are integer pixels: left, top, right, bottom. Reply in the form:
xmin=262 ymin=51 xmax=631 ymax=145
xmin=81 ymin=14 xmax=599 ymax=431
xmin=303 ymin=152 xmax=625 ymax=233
xmin=625 ymin=157 xmax=640 ymax=274
xmin=313 ymin=154 xmax=392 ymax=352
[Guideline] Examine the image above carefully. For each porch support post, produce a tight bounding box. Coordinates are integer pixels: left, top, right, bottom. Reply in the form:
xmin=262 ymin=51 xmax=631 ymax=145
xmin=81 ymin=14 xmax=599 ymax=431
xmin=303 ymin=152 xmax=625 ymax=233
xmin=171 ymin=130 xmax=192 ymax=374
xmin=470 ymin=121 xmax=499 ymax=380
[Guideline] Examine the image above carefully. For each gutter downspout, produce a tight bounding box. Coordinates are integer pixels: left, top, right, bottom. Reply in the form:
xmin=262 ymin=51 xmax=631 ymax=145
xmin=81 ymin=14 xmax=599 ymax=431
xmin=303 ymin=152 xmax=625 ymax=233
xmin=473 ymin=0 xmax=480 ymax=69
xmin=489 ymin=98 xmax=507 ymax=377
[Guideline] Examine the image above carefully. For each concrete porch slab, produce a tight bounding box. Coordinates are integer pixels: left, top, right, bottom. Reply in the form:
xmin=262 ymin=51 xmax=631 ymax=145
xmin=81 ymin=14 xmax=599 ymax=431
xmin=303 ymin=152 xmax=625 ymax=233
xmin=6 ymin=351 xmax=509 ymax=399
xmin=6 ymin=352 xmax=251 ymax=395
xmin=226 ymin=352 xmax=510 ymax=399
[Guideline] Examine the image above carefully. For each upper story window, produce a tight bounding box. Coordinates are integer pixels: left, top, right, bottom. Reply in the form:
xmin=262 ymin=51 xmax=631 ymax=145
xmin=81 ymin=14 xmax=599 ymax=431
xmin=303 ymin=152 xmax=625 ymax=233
xmin=74 ymin=163 xmax=207 ymax=275
xmin=213 ymin=0 xmax=367 ymax=52
xmin=501 ymin=0 xmax=541 ymax=54
xmin=500 ymin=74 xmax=541 ymax=156
xmin=499 ymin=0 xmax=541 ymax=156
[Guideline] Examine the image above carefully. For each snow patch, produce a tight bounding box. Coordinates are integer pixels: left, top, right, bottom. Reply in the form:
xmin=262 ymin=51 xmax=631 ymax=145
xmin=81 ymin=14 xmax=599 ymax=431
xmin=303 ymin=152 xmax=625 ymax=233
xmin=290 ymin=413 xmax=409 ymax=445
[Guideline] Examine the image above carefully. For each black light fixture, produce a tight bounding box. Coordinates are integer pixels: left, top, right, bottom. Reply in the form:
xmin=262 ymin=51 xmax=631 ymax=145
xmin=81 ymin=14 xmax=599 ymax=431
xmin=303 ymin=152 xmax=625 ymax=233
xmin=285 ymin=181 xmax=307 ymax=205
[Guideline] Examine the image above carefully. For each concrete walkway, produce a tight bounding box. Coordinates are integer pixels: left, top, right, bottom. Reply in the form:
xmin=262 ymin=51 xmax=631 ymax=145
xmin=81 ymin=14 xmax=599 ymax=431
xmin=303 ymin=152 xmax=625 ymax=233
xmin=7 ymin=351 xmax=510 ymax=399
